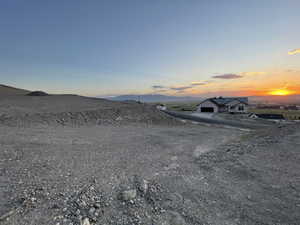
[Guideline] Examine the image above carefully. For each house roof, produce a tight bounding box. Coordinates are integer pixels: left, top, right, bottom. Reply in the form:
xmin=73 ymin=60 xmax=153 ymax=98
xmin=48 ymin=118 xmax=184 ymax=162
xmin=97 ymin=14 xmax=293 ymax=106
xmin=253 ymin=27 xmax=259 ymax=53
xmin=200 ymin=97 xmax=248 ymax=106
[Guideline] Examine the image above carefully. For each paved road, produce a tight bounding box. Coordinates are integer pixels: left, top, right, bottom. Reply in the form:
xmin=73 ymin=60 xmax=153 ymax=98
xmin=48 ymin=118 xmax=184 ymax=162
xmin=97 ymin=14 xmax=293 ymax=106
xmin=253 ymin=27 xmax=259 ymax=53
xmin=163 ymin=110 xmax=272 ymax=130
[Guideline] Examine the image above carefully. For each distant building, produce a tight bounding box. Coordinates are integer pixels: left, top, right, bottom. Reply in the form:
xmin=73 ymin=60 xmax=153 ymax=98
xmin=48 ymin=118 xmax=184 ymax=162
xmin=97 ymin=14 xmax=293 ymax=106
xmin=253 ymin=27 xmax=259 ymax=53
xmin=196 ymin=97 xmax=248 ymax=113
xmin=257 ymin=105 xmax=281 ymax=109
xmin=284 ymin=105 xmax=298 ymax=110
xmin=156 ymin=104 xmax=167 ymax=111
xmin=248 ymin=113 xmax=285 ymax=120
xmin=248 ymin=113 xmax=258 ymax=119
xmin=255 ymin=114 xmax=285 ymax=120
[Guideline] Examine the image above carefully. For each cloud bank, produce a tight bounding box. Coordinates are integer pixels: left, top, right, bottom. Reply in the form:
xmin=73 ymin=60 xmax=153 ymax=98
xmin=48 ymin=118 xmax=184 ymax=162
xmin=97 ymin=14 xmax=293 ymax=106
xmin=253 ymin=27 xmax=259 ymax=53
xmin=170 ymin=86 xmax=192 ymax=91
xmin=152 ymin=85 xmax=166 ymax=89
xmin=212 ymin=74 xmax=243 ymax=79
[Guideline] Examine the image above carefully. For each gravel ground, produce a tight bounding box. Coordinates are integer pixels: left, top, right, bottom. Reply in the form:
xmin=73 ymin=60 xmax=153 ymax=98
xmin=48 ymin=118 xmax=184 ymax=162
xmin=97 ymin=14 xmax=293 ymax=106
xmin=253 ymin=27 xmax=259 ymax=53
xmin=0 ymin=95 xmax=299 ymax=225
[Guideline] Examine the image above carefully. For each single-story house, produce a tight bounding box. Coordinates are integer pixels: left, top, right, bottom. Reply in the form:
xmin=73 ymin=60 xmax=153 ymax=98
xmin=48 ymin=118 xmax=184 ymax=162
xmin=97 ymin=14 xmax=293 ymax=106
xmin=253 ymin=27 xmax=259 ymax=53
xmin=196 ymin=97 xmax=248 ymax=113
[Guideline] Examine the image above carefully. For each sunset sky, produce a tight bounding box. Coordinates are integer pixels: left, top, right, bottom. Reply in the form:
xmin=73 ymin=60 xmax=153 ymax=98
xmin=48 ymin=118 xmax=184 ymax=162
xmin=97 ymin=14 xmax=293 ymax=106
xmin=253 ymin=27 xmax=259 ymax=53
xmin=0 ymin=0 xmax=300 ymax=97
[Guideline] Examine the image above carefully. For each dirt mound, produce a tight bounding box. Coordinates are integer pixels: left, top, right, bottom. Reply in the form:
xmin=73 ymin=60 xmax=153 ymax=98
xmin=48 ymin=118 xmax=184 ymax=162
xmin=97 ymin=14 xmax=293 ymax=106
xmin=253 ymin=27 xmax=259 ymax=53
xmin=26 ymin=91 xmax=49 ymax=96
xmin=0 ymin=84 xmax=30 ymax=96
xmin=0 ymin=95 xmax=180 ymax=127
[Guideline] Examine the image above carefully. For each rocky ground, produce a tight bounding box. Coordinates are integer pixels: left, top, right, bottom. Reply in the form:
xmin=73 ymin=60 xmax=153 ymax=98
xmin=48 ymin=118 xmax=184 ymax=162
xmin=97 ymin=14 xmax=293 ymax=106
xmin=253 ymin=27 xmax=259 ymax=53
xmin=0 ymin=95 xmax=299 ymax=225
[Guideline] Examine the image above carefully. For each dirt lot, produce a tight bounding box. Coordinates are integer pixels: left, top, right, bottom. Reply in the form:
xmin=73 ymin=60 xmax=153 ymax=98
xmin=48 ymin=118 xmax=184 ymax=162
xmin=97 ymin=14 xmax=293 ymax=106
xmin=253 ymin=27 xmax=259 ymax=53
xmin=0 ymin=95 xmax=299 ymax=225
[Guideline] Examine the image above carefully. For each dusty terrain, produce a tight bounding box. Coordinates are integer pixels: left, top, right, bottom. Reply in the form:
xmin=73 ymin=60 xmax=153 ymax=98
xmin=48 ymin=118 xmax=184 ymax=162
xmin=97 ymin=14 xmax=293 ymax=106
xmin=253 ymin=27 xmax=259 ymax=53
xmin=0 ymin=95 xmax=178 ymax=127
xmin=0 ymin=95 xmax=299 ymax=225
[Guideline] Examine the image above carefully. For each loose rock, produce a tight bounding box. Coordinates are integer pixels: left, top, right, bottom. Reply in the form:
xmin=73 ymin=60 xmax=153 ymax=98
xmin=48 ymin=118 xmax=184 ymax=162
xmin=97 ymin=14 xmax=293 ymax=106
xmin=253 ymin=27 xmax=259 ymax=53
xmin=88 ymin=207 xmax=96 ymax=216
xmin=137 ymin=179 xmax=149 ymax=194
xmin=121 ymin=189 xmax=137 ymax=201
xmin=81 ymin=217 xmax=90 ymax=225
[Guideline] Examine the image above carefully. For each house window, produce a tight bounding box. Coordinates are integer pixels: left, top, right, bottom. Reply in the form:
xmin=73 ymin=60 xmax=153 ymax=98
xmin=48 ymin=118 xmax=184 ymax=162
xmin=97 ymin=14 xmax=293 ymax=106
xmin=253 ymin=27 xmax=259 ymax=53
xmin=238 ymin=105 xmax=244 ymax=111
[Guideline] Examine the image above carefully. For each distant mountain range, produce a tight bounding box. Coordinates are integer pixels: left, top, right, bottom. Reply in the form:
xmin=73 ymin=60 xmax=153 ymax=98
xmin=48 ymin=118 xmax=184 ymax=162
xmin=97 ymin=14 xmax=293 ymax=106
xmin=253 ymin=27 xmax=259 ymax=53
xmin=104 ymin=94 xmax=300 ymax=104
xmin=1 ymin=83 xmax=299 ymax=105
xmin=0 ymin=84 xmax=30 ymax=96
xmin=103 ymin=94 xmax=202 ymax=103
xmin=248 ymin=95 xmax=300 ymax=104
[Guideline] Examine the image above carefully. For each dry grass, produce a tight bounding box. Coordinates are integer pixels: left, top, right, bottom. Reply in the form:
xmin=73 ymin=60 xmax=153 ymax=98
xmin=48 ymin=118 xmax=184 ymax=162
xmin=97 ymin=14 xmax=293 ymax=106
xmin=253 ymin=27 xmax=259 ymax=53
xmin=164 ymin=101 xmax=199 ymax=112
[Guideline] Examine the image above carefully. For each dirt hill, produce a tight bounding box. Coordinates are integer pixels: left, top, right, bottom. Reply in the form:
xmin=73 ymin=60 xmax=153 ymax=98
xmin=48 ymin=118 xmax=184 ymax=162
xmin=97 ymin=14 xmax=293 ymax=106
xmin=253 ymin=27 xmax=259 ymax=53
xmin=0 ymin=95 xmax=179 ymax=127
xmin=0 ymin=84 xmax=30 ymax=96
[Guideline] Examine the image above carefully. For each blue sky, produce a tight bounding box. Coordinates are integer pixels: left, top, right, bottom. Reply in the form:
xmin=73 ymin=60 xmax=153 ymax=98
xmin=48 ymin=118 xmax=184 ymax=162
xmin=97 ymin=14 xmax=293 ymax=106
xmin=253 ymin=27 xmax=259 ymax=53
xmin=0 ymin=0 xmax=300 ymax=96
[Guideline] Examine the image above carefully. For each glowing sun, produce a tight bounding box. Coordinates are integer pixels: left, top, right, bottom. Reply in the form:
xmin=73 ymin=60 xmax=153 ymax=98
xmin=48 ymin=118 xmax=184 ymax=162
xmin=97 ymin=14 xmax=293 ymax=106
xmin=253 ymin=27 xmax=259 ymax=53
xmin=269 ymin=89 xmax=292 ymax=96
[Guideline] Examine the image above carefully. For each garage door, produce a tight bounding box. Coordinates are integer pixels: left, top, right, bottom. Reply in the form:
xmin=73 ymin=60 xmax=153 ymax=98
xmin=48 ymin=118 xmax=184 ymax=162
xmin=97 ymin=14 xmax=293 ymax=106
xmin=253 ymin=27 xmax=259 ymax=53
xmin=201 ymin=107 xmax=214 ymax=113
